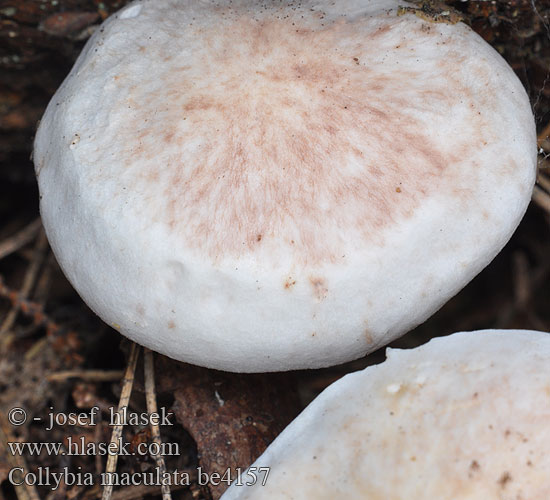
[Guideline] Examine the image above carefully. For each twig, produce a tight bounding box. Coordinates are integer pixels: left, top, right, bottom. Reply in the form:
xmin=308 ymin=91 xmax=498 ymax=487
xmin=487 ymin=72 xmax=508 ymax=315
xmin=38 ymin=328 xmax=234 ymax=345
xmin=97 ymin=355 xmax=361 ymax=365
xmin=495 ymin=253 xmax=550 ymax=329
xmin=47 ymin=370 xmax=125 ymax=382
xmin=1 ymin=229 xmax=49 ymax=336
xmin=537 ymin=120 xmax=550 ymax=149
xmin=0 ymin=218 xmax=42 ymax=261
xmin=0 ymin=276 xmax=65 ymax=343
xmin=144 ymin=348 xmax=172 ymax=500
xmin=24 ymin=337 xmax=49 ymax=361
xmin=33 ymin=252 xmax=56 ymax=303
xmin=0 ymin=412 xmax=41 ymax=500
xmin=95 ymin=413 xmax=104 ymax=477
xmin=0 ymin=277 xmax=47 ymax=323
xmin=532 ymin=185 xmax=550 ymax=213
xmin=102 ymin=343 xmax=140 ymax=500
xmin=110 ymin=481 xmax=191 ymax=500
xmin=537 ymin=171 xmax=550 ymax=192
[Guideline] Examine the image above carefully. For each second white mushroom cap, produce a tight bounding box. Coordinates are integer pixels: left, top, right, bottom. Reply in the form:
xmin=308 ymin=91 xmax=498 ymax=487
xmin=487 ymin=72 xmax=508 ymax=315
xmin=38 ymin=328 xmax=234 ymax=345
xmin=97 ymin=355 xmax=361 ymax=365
xmin=222 ymin=330 xmax=550 ymax=499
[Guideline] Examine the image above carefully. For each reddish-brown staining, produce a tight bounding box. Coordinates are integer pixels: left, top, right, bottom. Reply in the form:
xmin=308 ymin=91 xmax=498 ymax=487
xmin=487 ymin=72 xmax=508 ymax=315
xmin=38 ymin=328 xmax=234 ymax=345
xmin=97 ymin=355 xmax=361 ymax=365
xmin=309 ymin=277 xmax=328 ymax=301
xmin=284 ymin=277 xmax=296 ymax=289
xmin=182 ymin=96 xmax=215 ymax=113
xmin=146 ymin=169 xmax=160 ymax=183
xmin=163 ymin=131 xmax=174 ymax=144
xmin=370 ymin=24 xmax=392 ymax=38
xmin=108 ymin=10 xmax=493 ymax=266
xmin=467 ymin=459 xmax=481 ymax=479
xmin=167 ymin=320 xmax=176 ymax=329
xmin=498 ymin=471 xmax=512 ymax=488
xmin=364 ymin=328 xmax=373 ymax=344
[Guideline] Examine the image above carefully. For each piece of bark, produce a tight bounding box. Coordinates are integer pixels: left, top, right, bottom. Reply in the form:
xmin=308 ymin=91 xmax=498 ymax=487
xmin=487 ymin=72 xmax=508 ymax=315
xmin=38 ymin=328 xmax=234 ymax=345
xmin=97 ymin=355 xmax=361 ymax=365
xmin=154 ymin=356 xmax=301 ymax=500
xmin=39 ymin=11 xmax=100 ymax=38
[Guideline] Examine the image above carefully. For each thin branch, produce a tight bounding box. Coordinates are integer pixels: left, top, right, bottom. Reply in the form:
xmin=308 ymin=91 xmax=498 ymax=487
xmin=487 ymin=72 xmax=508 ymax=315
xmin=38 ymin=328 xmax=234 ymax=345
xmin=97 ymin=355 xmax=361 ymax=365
xmin=33 ymin=252 xmax=56 ymax=303
xmin=537 ymin=120 xmax=550 ymax=149
xmin=47 ymin=370 xmax=125 ymax=382
xmin=0 ymin=412 xmax=40 ymax=500
xmin=1 ymin=229 xmax=49 ymax=336
xmin=110 ymin=481 xmax=191 ymax=500
xmin=0 ymin=275 xmax=65 ymax=343
xmin=102 ymin=343 xmax=140 ymax=500
xmin=532 ymin=185 xmax=550 ymax=213
xmin=95 ymin=412 xmax=104 ymax=477
xmin=144 ymin=348 xmax=172 ymax=500
xmin=536 ymin=171 xmax=550 ymax=192
xmin=0 ymin=218 xmax=42 ymax=261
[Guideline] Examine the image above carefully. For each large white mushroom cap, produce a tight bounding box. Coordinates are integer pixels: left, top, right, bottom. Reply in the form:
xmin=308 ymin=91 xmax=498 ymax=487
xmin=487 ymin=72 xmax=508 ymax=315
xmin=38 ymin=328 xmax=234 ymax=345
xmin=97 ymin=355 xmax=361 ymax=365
xmin=222 ymin=330 xmax=550 ymax=499
xmin=34 ymin=0 xmax=536 ymax=371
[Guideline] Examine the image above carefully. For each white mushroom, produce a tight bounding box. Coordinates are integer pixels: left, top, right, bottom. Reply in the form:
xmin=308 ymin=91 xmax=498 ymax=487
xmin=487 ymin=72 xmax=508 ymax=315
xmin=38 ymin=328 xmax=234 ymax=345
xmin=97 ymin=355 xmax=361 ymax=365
xmin=221 ymin=329 xmax=550 ymax=499
xmin=33 ymin=0 xmax=536 ymax=372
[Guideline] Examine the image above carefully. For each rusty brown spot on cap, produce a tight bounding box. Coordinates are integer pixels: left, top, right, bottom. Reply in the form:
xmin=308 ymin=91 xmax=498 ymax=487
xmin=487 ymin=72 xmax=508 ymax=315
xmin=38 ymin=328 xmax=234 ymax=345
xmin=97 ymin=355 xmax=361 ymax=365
xmin=497 ymin=471 xmax=512 ymax=488
xmin=309 ymin=277 xmax=328 ymax=301
xmin=284 ymin=277 xmax=296 ymax=290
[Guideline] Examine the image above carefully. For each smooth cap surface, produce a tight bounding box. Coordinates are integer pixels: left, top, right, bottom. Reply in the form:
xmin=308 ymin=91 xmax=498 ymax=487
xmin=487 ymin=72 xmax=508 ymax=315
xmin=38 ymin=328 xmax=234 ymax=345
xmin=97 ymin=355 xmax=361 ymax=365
xmin=34 ymin=0 xmax=536 ymax=371
xmin=222 ymin=330 xmax=550 ymax=499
